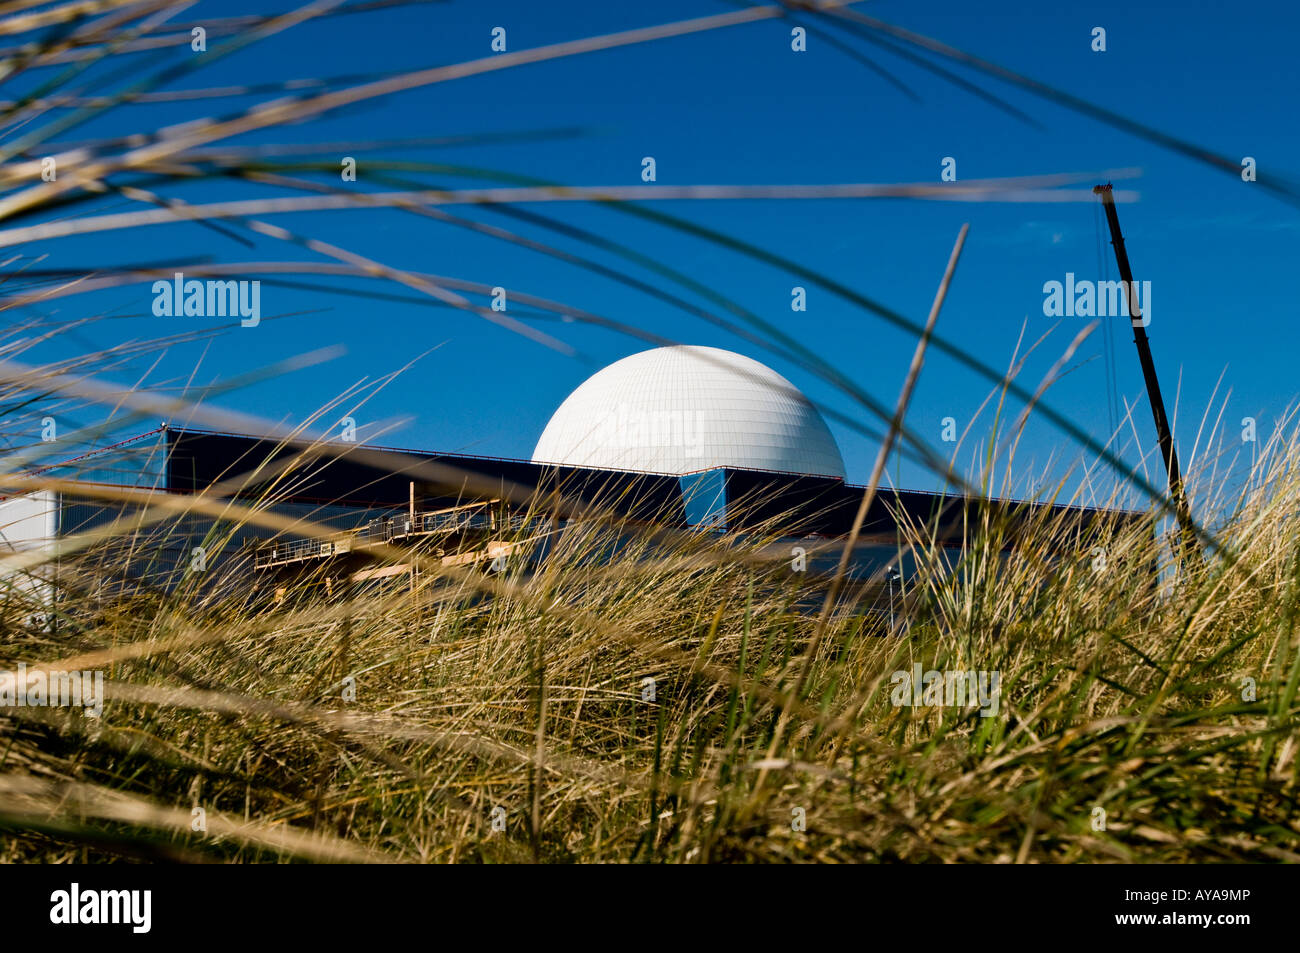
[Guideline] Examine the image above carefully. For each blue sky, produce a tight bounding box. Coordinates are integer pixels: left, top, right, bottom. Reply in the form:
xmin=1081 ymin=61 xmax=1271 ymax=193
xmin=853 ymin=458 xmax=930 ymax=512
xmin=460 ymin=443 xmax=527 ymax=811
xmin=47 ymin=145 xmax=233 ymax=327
xmin=12 ymin=0 xmax=1300 ymax=510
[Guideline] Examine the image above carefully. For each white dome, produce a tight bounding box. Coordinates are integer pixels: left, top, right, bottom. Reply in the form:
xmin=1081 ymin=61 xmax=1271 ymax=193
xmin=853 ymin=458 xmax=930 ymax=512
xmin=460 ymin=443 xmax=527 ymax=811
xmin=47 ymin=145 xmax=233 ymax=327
xmin=532 ymin=346 xmax=845 ymax=478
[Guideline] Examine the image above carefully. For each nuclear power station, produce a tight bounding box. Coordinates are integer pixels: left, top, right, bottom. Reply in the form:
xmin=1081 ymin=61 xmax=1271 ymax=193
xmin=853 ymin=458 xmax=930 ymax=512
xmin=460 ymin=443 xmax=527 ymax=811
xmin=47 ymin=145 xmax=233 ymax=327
xmin=1 ymin=345 xmax=1134 ymax=614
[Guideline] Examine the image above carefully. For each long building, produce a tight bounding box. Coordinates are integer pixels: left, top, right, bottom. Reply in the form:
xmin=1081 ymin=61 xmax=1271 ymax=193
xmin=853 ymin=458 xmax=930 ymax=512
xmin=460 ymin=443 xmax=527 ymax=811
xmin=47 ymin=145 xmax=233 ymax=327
xmin=1 ymin=345 xmax=1141 ymax=616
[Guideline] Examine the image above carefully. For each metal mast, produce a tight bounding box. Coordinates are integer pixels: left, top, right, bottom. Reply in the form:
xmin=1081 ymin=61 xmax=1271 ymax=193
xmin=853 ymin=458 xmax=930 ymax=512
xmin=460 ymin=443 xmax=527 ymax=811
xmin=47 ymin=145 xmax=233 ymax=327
xmin=1093 ymin=183 xmax=1200 ymax=560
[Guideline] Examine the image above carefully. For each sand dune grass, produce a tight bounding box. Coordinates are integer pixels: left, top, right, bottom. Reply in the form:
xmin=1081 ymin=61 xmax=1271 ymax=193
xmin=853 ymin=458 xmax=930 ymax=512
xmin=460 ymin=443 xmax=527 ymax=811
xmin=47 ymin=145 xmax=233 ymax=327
xmin=1 ymin=412 xmax=1297 ymax=863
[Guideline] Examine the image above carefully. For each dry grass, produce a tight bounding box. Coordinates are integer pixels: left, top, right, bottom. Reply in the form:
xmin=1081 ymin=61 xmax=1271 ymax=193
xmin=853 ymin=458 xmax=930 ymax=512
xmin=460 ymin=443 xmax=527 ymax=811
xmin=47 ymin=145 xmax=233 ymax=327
xmin=0 ymin=409 xmax=1297 ymax=863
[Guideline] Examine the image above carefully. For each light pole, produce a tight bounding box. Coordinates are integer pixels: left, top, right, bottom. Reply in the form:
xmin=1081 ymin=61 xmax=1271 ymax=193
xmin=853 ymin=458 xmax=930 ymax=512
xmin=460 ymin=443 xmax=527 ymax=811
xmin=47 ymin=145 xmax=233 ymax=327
xmin=1093 ymin=183 xmax=1199 ymax=565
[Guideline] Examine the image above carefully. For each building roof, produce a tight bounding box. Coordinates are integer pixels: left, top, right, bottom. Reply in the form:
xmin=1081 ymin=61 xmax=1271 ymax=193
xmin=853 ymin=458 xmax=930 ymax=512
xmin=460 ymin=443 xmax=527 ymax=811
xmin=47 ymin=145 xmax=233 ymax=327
xmin=532 ymin=346 xmax=846 ymax=479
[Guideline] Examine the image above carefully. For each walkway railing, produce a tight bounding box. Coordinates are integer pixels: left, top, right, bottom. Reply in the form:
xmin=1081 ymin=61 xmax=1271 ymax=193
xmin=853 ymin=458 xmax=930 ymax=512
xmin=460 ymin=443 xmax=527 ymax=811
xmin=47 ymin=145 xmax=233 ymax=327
xmin=251 ymin=502 xmax=550 ymax=569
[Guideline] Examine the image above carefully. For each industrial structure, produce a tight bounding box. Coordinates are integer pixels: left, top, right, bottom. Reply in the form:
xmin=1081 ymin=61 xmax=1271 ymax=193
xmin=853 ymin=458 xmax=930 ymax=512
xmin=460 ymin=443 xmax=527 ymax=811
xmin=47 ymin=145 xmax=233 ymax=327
xmin=533 ymin=345 xmax=847 ymax=479
xmin=1 ymin=346 xmax=1139 ymax=617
